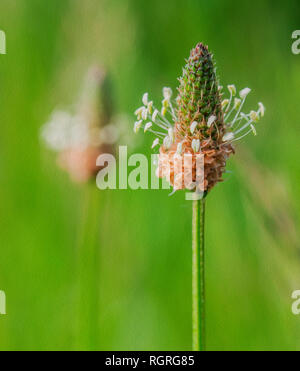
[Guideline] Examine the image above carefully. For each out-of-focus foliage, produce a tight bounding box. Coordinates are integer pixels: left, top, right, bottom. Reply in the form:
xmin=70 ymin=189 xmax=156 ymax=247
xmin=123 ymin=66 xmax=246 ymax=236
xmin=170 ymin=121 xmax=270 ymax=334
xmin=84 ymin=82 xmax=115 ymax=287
xmin=0 ymin=0 xmax=300 ymax=350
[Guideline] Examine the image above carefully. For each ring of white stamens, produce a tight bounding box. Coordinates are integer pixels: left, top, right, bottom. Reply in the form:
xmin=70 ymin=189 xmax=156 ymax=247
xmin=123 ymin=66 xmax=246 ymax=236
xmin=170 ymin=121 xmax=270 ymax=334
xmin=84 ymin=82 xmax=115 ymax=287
xmin=134 ymin=85 xmax=264 ymax=147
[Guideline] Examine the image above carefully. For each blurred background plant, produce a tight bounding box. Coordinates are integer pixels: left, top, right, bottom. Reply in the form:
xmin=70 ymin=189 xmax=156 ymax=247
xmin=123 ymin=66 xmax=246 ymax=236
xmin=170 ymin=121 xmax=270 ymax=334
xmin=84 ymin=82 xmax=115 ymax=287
xmin=40 ymin=64 xmax=132 ymax=350
xmin=0 ymin=0 xmax=300 ymax=351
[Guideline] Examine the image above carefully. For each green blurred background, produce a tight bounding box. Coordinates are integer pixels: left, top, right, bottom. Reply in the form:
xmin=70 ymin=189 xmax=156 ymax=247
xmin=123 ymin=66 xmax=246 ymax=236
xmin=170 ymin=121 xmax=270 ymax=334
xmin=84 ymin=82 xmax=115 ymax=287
xmin=0 ymin=0 xmax=300 ymax=351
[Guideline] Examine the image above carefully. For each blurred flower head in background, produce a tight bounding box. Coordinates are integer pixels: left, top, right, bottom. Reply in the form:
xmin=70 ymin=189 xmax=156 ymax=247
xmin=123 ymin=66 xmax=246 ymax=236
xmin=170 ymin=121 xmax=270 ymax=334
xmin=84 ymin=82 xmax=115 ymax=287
xmin=41 ymin=66 xmax=130 ymax=183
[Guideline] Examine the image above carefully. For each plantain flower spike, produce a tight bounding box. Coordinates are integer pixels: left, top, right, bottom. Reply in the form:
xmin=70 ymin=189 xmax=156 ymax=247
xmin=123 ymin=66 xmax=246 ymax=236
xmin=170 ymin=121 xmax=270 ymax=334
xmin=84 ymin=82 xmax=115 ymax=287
xmin=42 ymin=66 xmax=127 ymax=183
xmin=134 ymin=43 xmax=265 ymax=195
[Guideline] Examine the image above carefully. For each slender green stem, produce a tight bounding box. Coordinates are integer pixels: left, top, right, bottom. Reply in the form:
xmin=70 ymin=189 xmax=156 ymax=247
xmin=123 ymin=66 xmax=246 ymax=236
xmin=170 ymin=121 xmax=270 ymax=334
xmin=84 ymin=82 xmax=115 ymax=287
xmin=192 ymin=198 xmax=206 ymax=351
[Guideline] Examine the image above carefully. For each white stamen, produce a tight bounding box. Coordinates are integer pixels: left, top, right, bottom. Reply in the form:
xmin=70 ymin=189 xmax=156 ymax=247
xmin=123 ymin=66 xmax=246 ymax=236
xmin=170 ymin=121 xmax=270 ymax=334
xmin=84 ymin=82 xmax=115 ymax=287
xmin=223 ymin=132 xmax=235 ymax=142
xmin=250 ymin=124 xmax=257 ymax=136
xmin=234 ymin=98 xmax=241 ymax=110
xmin=250 ymin=110 xmax=259 ymax=123
xmin=207 ymin=115 xmax=216 ymax=128
xmin=147 ymin=101 xmax=153 ymax=115
xmin=151 ymin=138 xmax=160 ymax=149
xmin=258 ymin=102 xmax=265 ymax=117
xmin=142 ymin=108 xmax=148 ymax=121
xmin=191 ymin=139 xmax=200 ymax=153
xmin=190 ymin=121 xmax=198 ymax=134
xmin=135 ymin=106 xmax=145 ymax=119
xmin=134 ymin=120 xmax=143 ymax=134
xmin=144 ymin=122 xmax=153 ymax=132
xmin=239 ymin=88 xmax=251 ymax=99
xmin=163 ymin=87 xmax=173 ymax=100
xmin=142 ymin=93 xmax=149 ymax=106
xmin=231 ymin=90 xmax=251 ymax=126
xmin=228 ymin=85 xmax=236 ymax=96
xmin=222 ymin=99 xmax=230 ymax=109
xmin=152 ymin=109 xmax=159 ymax=122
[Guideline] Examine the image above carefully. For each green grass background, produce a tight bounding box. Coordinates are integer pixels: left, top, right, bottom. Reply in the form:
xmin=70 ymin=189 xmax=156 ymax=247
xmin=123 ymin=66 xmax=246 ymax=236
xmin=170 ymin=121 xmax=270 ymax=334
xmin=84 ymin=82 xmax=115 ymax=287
xmin=0 ymin=0 xmax=300 ymax=350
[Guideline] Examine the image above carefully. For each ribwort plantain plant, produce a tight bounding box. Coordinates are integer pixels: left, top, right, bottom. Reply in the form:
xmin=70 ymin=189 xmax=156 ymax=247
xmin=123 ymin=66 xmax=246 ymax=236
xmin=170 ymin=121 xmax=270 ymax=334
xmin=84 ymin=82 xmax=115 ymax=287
xmin=134 ymin=43 xmax=265 ymax=351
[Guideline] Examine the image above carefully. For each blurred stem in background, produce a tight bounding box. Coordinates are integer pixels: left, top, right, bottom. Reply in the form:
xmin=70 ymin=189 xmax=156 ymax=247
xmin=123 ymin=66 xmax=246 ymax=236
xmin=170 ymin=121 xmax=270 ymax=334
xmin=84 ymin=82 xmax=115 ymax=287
xmin=76 ymin=185 xmax=102 ymax=350
xmin=192 ymin=199 xmax=206 ymax=351
xmin=40 ymin=65 xmax=120 ymax=350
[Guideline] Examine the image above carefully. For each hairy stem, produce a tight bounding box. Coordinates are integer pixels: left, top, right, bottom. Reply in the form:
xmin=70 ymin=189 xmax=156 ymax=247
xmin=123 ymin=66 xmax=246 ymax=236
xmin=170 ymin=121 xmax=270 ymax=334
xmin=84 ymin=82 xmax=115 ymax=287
xmin=192 ymin=198 xmax=206 ymax=351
